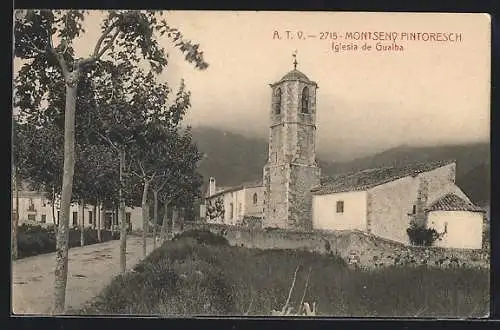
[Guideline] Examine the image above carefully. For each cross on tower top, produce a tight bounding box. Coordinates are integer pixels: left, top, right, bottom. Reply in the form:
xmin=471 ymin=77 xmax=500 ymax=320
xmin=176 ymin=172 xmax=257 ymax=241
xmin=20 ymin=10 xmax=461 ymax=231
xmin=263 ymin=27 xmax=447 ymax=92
xmin=292 ymin=50 xmax=298 ymax=70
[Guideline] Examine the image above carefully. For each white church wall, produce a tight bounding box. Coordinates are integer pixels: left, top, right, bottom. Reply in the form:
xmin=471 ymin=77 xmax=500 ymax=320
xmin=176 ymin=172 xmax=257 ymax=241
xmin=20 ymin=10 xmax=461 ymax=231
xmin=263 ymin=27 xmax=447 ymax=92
xmin=244 ymin=186 xmax=265 ymax=218
xmin=368 ymin=176 xmax=419 ymax=244
xmin=312 ymin=191 xmax=367 ymax=231
xmin=427 ymin=210 xmax=483 ymax=249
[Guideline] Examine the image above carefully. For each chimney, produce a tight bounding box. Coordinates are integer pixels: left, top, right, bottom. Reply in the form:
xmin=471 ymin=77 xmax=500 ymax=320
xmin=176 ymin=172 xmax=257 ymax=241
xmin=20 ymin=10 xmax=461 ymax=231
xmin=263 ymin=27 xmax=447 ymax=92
xmin=209 ymin=177 xmax=216 ymax=196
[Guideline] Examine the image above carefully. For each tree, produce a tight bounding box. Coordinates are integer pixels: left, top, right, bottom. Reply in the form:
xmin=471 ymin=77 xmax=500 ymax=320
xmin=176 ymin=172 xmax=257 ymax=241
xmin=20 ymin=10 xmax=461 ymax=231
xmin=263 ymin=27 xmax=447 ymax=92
xmin=14 ymin=9 xmax=208 ymax=314
xmin=147 ymin=127 xmax=203 ymax=245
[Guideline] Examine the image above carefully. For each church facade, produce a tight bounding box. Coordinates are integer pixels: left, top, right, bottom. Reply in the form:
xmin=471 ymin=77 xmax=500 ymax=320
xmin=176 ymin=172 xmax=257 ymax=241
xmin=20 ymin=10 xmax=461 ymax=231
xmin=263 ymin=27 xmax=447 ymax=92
xmin=202 ymin=65 xmax=485 ymax=249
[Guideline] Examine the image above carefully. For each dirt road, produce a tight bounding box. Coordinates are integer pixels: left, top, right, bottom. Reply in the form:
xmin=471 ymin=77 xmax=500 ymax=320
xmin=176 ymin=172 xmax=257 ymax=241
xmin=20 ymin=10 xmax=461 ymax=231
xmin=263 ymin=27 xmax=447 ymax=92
xmin=12 ymin=235 xmax=154 ymax=315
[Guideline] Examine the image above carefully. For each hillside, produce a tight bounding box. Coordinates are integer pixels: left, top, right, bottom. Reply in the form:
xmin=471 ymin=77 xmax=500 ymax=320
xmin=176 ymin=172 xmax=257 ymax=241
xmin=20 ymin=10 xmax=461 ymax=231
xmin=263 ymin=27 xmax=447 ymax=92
xmin=191 ymin=126 xmax=490 ymax=205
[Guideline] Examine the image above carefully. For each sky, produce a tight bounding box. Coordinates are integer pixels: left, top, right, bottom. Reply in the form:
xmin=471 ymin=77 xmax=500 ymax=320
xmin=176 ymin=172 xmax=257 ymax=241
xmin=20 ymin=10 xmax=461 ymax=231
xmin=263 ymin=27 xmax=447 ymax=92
xmin=13 ymin=11 xmax=491 ymax=161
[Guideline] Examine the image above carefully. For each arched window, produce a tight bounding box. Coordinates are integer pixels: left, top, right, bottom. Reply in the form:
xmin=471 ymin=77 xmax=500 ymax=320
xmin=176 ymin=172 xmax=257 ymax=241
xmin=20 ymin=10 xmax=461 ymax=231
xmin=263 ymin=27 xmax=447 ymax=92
xmin=273 ymin=87 xmax=282 ymax=114
xmin=230 ymin=203 xmax=234 ymax=219
xmin=301 ymin=86 xmax=309 ymax=114
xmin=253 ymin=193 xmax=258 ymax=205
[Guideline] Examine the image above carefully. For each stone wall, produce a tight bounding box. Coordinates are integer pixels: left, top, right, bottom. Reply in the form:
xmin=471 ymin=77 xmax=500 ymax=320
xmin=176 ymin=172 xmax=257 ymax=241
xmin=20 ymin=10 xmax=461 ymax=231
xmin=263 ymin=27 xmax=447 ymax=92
xmin=288 ymin=164 xmax=321 ymax=230
xmin=193 ymin=224 xmax=489 ymax=270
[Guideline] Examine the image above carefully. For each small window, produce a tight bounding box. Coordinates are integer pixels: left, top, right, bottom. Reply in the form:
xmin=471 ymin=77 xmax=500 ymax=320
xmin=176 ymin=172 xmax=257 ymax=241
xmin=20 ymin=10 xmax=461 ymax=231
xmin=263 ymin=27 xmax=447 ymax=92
xmin=412 ymin=205 xmax=416 ymax=214
xmin=41 ymin=214 xmax=46 ymax=223
xmin=273 ymin=87 xmax=282 ymax=114
xmin=230 ymin=203 xmax=234 ymax=219
xmin=57 ymin=211 xmax=60 ymax=223
xmin=336 ymin=201 xmax=344 ymax=213
xmin=72 ymin=212 xmax=78 ymax=226
xmin=301 ymin=86 xmax=309 ymax=114
xmin=253 ymin=193 xmax=258 ymax=204
xmin=28 ymin=214 xmax=36 ymax=222
xmin=126 ymin=212 xmax=131 ymax=223
xmin=88 ymin=210 xmax=93 ymax=224
xmin=28 ymin=198 xmax=35 ymax=211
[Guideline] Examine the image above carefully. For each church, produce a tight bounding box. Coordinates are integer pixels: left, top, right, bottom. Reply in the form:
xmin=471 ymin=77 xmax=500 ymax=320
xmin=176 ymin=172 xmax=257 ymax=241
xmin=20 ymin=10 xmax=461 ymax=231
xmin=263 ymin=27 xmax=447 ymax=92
xmin=201 ymin=60 xmax=485 ymax=250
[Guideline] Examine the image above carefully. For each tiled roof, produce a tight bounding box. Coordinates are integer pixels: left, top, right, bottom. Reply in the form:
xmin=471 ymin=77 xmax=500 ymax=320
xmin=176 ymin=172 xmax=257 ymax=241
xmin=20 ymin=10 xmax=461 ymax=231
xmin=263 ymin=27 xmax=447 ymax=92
xmin=207 ymin=180 xmax=263 ymax=198
xmin=312 ymin=160 xmax=455 ymax=195
xmin=426 ymin=194 xmax=485 ymax=213
xmin=279 ymin=69 xmax=311 ymax=83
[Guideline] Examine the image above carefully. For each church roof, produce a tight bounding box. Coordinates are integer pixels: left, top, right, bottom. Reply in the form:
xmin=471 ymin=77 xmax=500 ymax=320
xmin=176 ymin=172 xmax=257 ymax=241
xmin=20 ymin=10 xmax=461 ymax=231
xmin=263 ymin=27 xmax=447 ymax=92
xmin=312 ymin=160 xmax=455 ymax=195
xmin=278 ymin=69 xmax=312 ymax=83
xmin=425 ymin=194 xmax=484 ymax=213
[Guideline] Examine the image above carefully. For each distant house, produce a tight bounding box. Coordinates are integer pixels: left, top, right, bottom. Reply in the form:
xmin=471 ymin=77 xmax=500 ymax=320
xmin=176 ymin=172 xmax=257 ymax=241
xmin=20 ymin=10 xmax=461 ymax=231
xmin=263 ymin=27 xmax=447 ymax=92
xmin=311 ymin=160 xmax=485 ymax=249
xmin=12 ymin=188 xmax=143 ymax=231
xmin=203 ymin=177 xmax=264 ymax=225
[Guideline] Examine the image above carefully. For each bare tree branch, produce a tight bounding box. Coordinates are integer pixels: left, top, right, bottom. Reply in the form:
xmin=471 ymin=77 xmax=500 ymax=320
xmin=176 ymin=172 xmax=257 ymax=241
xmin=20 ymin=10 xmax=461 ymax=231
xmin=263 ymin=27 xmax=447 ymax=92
xmin=96 ymin=29 xmax=120 ymax=59
xmin=96 ymin=131 xmax=119 ymax=151
xmin=79 ymin=21 xmax=119 ymax=68
xmin=138 ymin=160 xmax=146 ymax=177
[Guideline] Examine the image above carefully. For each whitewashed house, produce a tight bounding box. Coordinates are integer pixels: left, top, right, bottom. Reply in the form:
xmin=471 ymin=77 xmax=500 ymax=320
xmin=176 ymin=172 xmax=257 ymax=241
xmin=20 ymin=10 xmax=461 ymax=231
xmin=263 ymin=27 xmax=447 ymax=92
xmin=311 ymin=160 xmax=485 ymax=249
xmin=12 ymin=189 xmax=143 ymax=231
xmin=203 ymin=177 xmax=264 ymax=225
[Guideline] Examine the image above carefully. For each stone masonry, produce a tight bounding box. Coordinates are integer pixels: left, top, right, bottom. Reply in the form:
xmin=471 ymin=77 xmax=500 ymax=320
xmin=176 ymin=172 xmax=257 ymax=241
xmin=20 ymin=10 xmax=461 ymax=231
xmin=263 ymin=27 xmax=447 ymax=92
xmin=263 ymin=68 xmax=321 ymax=230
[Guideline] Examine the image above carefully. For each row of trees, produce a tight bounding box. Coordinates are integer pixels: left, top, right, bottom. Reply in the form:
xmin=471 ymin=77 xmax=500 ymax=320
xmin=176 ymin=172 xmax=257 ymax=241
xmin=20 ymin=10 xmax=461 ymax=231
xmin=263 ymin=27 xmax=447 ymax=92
xmin=13 ymin=10 xmax=208 ymax=314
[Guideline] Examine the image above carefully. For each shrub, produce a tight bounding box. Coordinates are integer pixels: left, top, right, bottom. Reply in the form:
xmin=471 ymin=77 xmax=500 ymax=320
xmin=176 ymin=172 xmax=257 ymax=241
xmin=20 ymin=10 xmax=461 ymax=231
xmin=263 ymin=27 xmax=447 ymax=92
xmin=80 ymin=235 xmax=489 ymax=317
xmin=16 ymin=224 xmax=119 ymax=259
xmin=83 ymin=236 xmax=236 ymax=315
xmin=407 ymin=225 xmax=443 ymax=246
xmin=172 ymin=229 xmax=229 ymax=246
xmin=241 ymin=216 xmax=263 ymax=229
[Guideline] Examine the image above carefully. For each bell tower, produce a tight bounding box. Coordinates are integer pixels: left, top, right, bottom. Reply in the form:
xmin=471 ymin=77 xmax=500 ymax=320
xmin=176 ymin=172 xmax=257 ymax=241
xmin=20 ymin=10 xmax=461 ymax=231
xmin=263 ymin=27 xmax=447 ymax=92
xmin=262 ymin=53 xmax=321 ymax=230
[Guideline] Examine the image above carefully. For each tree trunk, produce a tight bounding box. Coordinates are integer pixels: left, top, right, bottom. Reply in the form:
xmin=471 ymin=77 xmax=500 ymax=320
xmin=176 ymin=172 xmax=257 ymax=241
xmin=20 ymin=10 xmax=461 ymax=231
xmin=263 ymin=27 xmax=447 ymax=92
xmin=161 ymin=201 xmax=169 ymax=241
xmin=180 ymin=207 xmax=185 ymax=231
xmin=119 ymin=148 xmax=127 ymax=274
xmin=53 ymin=78 xmax=78 ymax=314
xmin=153 ymin=190 xmax=158 ymax=249
xmin=97 ymin=201 xmax=102 ymax=242
xmin=80 ymin=199 xmax=85 ymax=247
xmin=51 ymin=186 xmax=56 ymax=226
xmin=12 ymin=164 xmax=19 ymax=260
xmin=172 ymin=207 xmax=178 ymax=236
xmin=92 ymin=204 xmax=96 ymax=230
xmin=141 ymin=179 xmax=150 ymax=258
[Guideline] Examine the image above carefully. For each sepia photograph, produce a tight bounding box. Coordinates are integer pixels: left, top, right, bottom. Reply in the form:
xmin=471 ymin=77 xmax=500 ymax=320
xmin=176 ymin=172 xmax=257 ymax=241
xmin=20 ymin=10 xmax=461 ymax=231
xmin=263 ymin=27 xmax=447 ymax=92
xmin=12 ymin=10 xmax=490 ymax=317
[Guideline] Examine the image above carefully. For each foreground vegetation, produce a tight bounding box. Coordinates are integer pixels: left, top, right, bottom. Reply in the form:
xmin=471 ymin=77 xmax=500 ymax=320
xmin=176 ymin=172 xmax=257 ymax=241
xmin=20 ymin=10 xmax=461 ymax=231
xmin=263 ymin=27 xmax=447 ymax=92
xmin=79 ymin=230 xmax=489 ymax=317
xmin=16 ymin=224 xmax=119 ymax=259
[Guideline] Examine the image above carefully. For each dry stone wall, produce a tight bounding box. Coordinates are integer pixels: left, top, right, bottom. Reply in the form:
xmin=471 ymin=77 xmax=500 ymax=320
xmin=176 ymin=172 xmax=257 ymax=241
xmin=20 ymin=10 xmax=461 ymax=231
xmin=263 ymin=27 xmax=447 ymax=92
xmin=192 ymin=224 xmax=489 ymax=269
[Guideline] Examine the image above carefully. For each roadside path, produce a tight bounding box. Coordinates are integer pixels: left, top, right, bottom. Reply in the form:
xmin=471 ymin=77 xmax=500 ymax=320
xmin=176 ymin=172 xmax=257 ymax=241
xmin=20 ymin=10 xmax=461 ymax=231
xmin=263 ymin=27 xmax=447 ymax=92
xmin=12 ymin=235 xmax=154 ymax=315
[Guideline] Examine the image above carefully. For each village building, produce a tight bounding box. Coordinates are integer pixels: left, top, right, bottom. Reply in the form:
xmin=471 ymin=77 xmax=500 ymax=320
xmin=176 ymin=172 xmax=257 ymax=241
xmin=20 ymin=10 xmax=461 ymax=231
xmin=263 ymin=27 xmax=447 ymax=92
xmin=201 ymin=60 xmax=486 ymax=249
xmin=203 ymin=177 xmax=264 ymax=226
xmin=12 ymin=185 xmax=143 ymax=231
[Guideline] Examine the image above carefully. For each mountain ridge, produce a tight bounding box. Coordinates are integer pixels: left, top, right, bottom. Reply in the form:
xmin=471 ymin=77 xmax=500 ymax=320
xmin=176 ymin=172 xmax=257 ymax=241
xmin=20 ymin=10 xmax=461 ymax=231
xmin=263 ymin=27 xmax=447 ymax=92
xmin=191 ymin=126 xmax=489 ymax=205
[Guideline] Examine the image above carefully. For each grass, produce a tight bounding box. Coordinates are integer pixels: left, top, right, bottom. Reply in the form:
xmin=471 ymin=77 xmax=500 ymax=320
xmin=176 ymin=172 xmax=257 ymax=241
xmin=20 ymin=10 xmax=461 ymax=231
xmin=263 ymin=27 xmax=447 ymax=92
xmin=79 ymin=230 xmax=489 ymax=317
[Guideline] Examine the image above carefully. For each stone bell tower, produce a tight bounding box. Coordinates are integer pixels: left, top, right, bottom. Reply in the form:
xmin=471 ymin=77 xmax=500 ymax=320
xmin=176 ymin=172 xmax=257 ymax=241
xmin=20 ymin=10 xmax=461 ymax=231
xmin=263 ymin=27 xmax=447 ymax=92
xmin=262 ymin=53 xmax=321 ymax=230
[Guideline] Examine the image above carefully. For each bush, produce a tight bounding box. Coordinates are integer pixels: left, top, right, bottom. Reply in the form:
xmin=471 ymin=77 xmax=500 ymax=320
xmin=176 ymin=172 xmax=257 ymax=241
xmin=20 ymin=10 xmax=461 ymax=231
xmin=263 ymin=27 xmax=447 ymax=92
xmin=82 ymin=237 xmax=236 ymax=315
xmin=16 ymin=224 xmax=119 ymax=259
xmin=407 ymin=225 xmax=443 ymax=246
xmin=172 ymin=229 xmax=229 ymax=246
xmin=80 ymin=235 xmax=489 ymax=317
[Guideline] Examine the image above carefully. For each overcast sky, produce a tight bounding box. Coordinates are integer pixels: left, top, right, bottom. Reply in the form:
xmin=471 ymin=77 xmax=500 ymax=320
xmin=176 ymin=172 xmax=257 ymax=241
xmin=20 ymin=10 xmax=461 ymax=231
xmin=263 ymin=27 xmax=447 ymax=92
xmin=13 ymin=11 xmax=490 ymax=161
